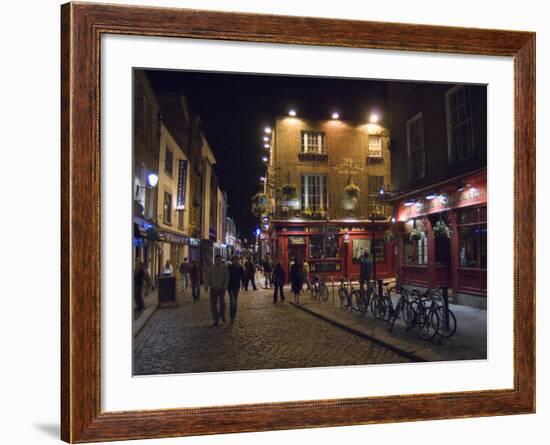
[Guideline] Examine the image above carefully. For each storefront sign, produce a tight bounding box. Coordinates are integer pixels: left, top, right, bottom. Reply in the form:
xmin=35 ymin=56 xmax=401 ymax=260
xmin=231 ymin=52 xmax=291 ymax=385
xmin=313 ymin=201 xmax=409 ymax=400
xmin=176 ymin=160 xmax=188 ymax=210
xmin=397 ymin=176 xmax=487 ymax=221
xmin=288 ymin=236 xmax=305 ymax=245
xmin=158 ymin=230 xmax=188 ymax=245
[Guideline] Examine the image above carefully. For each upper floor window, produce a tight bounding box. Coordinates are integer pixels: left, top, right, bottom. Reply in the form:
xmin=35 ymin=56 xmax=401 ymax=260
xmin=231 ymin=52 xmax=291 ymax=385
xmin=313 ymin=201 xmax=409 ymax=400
xmin=164 ymin=147 xmax=174 ymax=176
xmin=163 ymin=191 xmax=172 ymax=225
xmin=446 ymin=85 xmax=474 ymax=163
xmin=368 ymin=135 xmax=382 ymax=158
xmin=301 ymin=174 xmax=328 ymax=212
xmin=301 ymin=131 xmax=326 ymax=154
xmin=406 ymin=112 xmax=426 ymax=181
xmin=368 ymin=175 xmax=385 ymax=215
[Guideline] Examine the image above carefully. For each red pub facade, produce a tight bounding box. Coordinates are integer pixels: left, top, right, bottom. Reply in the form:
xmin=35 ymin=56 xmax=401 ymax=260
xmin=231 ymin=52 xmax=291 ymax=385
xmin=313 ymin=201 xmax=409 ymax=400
xmin=392 ymin=169 xmax=487 ymax=308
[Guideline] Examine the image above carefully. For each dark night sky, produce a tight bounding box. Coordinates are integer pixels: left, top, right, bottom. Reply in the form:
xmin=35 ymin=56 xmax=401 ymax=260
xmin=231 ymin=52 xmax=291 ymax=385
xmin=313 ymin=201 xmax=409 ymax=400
xmin=146 ymin=69 xmax=389 ymax=239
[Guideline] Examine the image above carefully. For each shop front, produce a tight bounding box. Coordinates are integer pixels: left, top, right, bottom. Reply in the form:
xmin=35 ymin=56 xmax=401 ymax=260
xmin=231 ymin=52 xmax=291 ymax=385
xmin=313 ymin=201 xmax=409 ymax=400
xmin=394 ymin=169 xmax=487 ymax=308
xmin=270 ymin=220 xmax=395 ymax=283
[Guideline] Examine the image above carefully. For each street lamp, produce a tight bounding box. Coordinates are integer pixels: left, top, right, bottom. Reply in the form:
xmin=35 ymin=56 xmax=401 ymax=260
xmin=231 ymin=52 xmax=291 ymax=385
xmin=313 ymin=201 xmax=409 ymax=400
xmin=288 ymin=109 xmax=296 ymax=117
xmin=264 ymin=127 xmax=272 ymax=134
xmin=147 ymin=173 xmax=159 ymax=187
xmin=331 ymin=112 xmax=340 ymax=120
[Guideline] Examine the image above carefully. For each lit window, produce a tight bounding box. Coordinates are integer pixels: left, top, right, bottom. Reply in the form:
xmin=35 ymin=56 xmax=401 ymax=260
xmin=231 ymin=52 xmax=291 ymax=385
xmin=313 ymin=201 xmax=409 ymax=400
xmin=368 ymin=135 xmax=382 ymax=158
xmin=301 ymin=131 xmax=326 ymax=154
xmin=368 ymin=176 xmax=385 ymax=216
xmin=301 ymin=174 xmax=328 ymax=212
xmin=446 ymin=85 xmax=474 ymax=163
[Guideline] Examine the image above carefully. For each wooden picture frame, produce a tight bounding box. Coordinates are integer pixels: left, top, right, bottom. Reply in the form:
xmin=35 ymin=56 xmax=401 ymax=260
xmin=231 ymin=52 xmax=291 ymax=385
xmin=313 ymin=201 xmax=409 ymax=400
xmin=61 ymin=2 xmax=535 ymax=442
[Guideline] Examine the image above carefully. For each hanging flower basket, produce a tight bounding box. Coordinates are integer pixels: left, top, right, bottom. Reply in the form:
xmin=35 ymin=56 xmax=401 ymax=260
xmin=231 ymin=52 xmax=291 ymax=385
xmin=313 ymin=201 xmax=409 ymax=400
xmin=384 ymin=230 xmax=396 ymax=243
xmin=344 ymin=183 xmax=360 ymax=199
xmin=409 ymin=227 xmax=426 ymax=242
xmin=302 ymin=205 xmax=313 ymax=217
xmin=281 ymin=183 xmax=297 ymax=200
xmin=251 ymin=193 xmax=270 ymax=218
xmin=433 ymin=220 xmax=452 ymax=239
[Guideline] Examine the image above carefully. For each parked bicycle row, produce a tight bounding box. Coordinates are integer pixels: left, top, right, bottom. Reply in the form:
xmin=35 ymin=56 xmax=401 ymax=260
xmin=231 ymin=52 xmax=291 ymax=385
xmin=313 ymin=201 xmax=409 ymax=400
xmin=308 ymin=276 xmax=457 ymax=341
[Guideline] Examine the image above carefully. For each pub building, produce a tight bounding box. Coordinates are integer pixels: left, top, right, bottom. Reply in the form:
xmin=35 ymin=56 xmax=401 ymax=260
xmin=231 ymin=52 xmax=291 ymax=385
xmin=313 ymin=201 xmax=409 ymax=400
xmin=262 ymin=112 xmax=395 ymax=282
xmin=389 ymin=168 xmax=487 ymax=309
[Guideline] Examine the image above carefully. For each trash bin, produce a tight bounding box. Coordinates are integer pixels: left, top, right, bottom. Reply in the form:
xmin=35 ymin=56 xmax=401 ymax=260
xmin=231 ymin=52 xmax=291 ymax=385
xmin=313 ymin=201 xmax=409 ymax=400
xmin=158 ymin=275 xmax=176 ymax=303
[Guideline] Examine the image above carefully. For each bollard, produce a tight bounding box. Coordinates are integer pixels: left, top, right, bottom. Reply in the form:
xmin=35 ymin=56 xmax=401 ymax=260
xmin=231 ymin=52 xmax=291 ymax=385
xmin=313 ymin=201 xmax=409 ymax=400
xmin=442 ymin=285 xmax=450 ymax=331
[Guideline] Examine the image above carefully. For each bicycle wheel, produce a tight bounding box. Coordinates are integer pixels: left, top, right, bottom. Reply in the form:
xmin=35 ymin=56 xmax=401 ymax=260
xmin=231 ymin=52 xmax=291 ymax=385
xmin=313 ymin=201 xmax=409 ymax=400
xmin=351 ymin=290 xmax=364 ymax=312
xmin=319 ymin=284 xmax=329 ymax=302
xmin=370 ymin=294 xmax=386 ymax=320
xmin=416 ymin=305 xmax=438 ymax=340
xmin=310 ymin=284 xmax=317 ymax=299
xmin=432 ymin=306 xmax=457 ymax=338
xmin=339 ymin=288 xmax=349 ymax=308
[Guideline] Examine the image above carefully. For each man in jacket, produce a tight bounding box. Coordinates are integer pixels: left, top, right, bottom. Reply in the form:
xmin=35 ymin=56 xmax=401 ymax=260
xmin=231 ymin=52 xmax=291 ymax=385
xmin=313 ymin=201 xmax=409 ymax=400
xmin=227 ymin=256 xmax=245 ymax=321
xmin=272 ymin=260 xmax=286 ymax=303
xmin=359 ymin=252 xmax=373 ymax=291
xmin=204 ymin=255 xmax=230 ymax=326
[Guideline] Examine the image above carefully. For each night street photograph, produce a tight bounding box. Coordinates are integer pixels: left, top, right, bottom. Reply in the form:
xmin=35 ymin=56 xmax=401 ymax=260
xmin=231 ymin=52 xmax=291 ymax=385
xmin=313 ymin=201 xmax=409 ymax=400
xmin=132 ymin=69 xmax=487 ymax=375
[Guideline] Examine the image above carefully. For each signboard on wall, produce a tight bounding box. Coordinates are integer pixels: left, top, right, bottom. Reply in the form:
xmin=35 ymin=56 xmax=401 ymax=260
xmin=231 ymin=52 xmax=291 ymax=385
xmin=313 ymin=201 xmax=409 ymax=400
xmin=176 ymin=160 xmax=188 ymax=210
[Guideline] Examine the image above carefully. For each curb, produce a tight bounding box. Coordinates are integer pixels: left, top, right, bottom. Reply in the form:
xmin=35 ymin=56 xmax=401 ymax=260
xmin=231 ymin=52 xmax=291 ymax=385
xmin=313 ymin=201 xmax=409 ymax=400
xmin=289 ymin=302 xmax=426 ymax=363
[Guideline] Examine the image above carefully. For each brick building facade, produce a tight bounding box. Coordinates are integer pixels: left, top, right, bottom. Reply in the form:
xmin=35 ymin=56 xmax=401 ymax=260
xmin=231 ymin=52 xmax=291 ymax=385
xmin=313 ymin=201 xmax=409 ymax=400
xmin=264 ymin=115 xmax=394 ymax=282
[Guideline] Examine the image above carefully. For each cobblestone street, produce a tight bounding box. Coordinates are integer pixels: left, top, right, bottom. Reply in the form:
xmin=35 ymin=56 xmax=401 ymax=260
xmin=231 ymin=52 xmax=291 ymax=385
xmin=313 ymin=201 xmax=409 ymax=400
xmin=134 ymin=287 xmax=410 ymax=375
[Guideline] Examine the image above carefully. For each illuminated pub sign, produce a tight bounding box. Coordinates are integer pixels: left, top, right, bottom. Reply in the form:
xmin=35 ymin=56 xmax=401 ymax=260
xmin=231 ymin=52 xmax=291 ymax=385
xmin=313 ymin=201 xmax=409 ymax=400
xmin=397 ymin=171 xmax=487 ymax=221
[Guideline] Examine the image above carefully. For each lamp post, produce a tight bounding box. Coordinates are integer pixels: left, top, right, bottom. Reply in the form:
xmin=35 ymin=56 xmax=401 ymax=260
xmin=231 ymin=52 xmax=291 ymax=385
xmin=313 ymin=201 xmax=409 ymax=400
xmin=370 ymin=212 xmax=376 ymax=283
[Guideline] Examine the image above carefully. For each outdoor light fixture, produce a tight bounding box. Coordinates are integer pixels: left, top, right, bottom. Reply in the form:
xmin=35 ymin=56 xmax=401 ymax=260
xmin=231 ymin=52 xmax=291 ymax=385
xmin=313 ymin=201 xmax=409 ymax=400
xmin=264 ymin=127 xmax=272 ymax=134
xmin=147 ymin=173 xmax=159 ymax=188
xmin=264 ymin=144 xmax=270 ymax=148
xmin=404 ymin=199 xmax=415 ymax=207
xmin=260 ymin=176 xmax=265 ymax=181
xmin=379 ymin=188 xmax=385 ymax=195
xmin=263 ymin=136 xmax=269 ymax=142
xmin=370 ymin=113 xmax=380 ymax=124
xmin=289 ymin=109 xmax=296 ymax=117
xmin=425 ymin=191 xmax=437 ymax=200
xmin=262 ymin=157 xmax=268 ymax=162
xmin=391 ymin=217 xmax=396 ymax=223
xmin=457 ymin=181 xmax=471 ymax=192
xmin=331 ymin=112 xmax=340 ymax=119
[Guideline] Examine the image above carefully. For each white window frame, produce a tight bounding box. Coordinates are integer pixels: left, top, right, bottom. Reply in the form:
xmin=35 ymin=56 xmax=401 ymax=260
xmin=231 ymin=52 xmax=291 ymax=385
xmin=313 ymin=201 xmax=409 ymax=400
xmin=301 ymin=131 xmax=326 ymax=154
xmin=406 ymin=112 xmax=426 ymax=180
xmin=301 ymin=174 xmax=328 ymax=211
xmin=445 ymin=85 xmax=475 ymax=164
xmin=368 ymin=135 xmax=382 ymax=158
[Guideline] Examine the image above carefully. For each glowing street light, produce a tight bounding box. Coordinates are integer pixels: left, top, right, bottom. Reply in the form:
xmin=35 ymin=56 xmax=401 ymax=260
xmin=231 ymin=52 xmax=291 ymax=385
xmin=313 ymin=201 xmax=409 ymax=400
xmin=260 ymin=176 xmax=265 ymax=182
xmin=147 ymin=173 xmax=159 ymax=187
xmin=263 ymin=136 xmax=269 ymax=142
xmin=262 ymin=157 xmax=268 ymax=162
xmin=331 ymin=112 xmax=340 ymax=120
xmin=264 ymin=144 xmax=270 ymax=149
xmin=288 ymin=109 xmax=296 ymax=117
xmin=369 ymin=113 xmax=380 ymax=124
xmin=264 ymin=127 xmax=272 ymax=134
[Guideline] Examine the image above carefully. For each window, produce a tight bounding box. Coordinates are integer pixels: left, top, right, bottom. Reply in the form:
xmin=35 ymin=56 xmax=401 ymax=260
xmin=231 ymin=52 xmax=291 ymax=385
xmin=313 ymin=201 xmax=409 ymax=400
xmin=301 ymin=131 xmax=326 ymax=154
xmin=163 ymin=191 xmax=172 ymax=224
xmin=403 ymin=219 xmax=428 ymax=265
xmin=458 ymin=206 xmax=487 ymax=269
xmin=164 ymin=147 xmax=173 ymax=175
xmin=301 ymin=175 xmax=328 ymax=212
xmin=309 ymin=234 xmax=339 ymax=259
xmin=446 ymin=85 xmax=474 ymax=163
xmin=368 ymin=176 xmax=385 ymax=216
xmin=406 ymin=113 xmax=426 ymax=180
xmin=368 ymin=135 xmax=382 ymax=158
xmin=177 ymin=209 xmax=184 ymax=229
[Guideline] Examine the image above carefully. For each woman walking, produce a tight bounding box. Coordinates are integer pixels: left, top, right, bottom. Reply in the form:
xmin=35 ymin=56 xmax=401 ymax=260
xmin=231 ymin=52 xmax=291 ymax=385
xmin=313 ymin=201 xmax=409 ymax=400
xmin=289 ymin=257 xmax=304 ymax=304
xmin=272 ymin=260 xmax=285 ymax=303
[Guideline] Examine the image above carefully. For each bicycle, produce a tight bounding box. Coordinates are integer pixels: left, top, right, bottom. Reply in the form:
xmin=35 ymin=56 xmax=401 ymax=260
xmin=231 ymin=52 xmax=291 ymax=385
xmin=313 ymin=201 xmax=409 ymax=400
xmin=428 ymin=288 xmax=457 ymax=339
xmin=338 ymin=278 xmax=354 ymax=309
xmin=310 ymin=275 xmax=329 ymax=302
xmin=382 ymin=285 xmax=416 ymax=331
xmin=350 ymin=280 xmax=375 ymax=315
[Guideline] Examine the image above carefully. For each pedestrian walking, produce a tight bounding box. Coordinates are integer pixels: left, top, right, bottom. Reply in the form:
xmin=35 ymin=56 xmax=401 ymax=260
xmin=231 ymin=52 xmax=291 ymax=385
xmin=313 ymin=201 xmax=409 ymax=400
xmin=227 ymin=256 xmax=244 ymax=321
xmin=289 ymin=257 xmax=304 ymax=304
xmin=189 ymin=260 xmax=201 ymax=301
xmin=134 ymin=260 xmax=146 ymax=311
xmin=243 ymin=257 xmax=257 ymax=291
xmin=263 ymin=256 xmax=273 ymax=288
xmin=204 ymin=255 xmax=229 ymax=326
xmin=179 ymin=257 xmax=190 ymax=290
xmin=359 ymin=252 xmax=373 ymax=291
xmin=272 ymin=260 xmax=285 ymax=303
xmin=303 ymin=260 xmax=311 ymax=291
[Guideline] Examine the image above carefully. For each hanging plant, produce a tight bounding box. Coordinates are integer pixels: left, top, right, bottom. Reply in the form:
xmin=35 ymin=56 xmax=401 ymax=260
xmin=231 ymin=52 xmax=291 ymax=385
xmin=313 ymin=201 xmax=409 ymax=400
xmin=409 ymin=227 xmax=426 ymax=242
xmin=251 ymin=193 xmax=270 ymax=218
xmin=280 ymin=184 xmax=297 ymax=200
xmin=302 ymin=205 xmax=313 ymax=217
xmin=344 ymin=183 xmax=360 ymax=198
xmin=384 ymin=229 xmax=396 ymax=243
xmin=433 ymin=220 xmax=452 ymax=239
